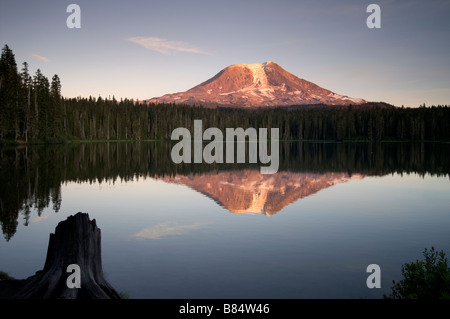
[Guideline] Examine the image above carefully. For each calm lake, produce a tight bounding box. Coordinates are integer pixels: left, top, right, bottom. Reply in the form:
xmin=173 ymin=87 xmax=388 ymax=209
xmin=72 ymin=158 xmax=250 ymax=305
xmin=1 ymin=141 xmax=449 ymax=298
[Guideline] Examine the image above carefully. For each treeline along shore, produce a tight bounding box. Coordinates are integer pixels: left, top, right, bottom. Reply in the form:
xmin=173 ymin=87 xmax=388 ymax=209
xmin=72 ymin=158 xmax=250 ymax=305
xmin=1 ymin=44 xmax=450 ymax=144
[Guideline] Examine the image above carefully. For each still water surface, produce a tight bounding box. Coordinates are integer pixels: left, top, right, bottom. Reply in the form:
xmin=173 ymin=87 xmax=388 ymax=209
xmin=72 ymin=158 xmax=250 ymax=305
xmin=0 ymin=142 xmax=449 ymax=298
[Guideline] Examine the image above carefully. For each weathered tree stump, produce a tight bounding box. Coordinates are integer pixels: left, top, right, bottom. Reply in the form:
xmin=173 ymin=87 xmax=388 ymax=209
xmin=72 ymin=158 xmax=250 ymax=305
xmin=1 ymin=212 xmax=121 ymax=299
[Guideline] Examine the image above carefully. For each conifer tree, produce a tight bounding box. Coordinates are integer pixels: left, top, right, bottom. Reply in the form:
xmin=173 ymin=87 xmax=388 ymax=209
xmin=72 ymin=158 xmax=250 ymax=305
xmin=0 ymin=44 xmax=19 ymax=140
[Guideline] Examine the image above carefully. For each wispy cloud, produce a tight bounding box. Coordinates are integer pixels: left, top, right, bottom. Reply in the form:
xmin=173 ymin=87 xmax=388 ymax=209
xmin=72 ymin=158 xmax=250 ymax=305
xmin=32 ymin=54 xmax=49 ymax=62
xmin=128 ymin=36 xmax=210 ymax=55
xmin=32 ymin=213 xmax=50 ymax=223
xmin=131 ymin=222 xmax=211 ymax=239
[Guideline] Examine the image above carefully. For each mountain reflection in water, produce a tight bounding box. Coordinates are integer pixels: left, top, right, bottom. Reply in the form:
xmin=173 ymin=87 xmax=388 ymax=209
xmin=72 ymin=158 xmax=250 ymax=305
xmin=162 ymin=170 xmax=364 ymax=215
xmin=0 ymin=141 xmax=449 ymax=240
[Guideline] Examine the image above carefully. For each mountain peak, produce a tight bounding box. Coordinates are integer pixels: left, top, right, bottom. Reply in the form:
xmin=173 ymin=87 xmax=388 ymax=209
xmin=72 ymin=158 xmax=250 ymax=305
xmin=146 ymin=61 xmax=366 ymax=107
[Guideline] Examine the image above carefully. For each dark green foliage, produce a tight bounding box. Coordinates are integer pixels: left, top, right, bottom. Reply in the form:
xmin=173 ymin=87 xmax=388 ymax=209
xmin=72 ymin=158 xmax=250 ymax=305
xmin=0 ymin=44 xmax=19 ymax=140
xmin=0 ymin=270 xmax=12 ymax=280
xmin=386 ymin=247 xmax=450 ymax=299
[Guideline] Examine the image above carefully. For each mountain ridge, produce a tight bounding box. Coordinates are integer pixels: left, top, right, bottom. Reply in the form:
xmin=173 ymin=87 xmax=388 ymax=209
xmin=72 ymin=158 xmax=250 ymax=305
xmin=145 ymin=61 xmax=367 ymax=107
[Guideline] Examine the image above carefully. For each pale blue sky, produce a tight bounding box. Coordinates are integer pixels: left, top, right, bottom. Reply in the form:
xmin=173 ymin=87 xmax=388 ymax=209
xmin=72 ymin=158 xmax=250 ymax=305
xmin=1 ymin=0 xmax=449 ymax=107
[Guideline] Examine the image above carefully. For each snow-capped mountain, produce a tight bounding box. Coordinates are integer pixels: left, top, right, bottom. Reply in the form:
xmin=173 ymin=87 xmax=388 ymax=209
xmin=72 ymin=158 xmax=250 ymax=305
xmin=146 ymin=61 xmax=366 ymax=107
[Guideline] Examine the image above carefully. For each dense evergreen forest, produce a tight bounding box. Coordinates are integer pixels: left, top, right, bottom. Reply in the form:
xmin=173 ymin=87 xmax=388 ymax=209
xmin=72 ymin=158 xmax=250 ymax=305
xmin=1 ymin=44 xmax=450 ymax=144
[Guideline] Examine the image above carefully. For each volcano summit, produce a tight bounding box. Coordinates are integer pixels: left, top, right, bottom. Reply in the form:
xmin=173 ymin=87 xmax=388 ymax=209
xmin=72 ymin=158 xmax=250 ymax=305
xmin=146 ymin=61 xmax=366 ymax=107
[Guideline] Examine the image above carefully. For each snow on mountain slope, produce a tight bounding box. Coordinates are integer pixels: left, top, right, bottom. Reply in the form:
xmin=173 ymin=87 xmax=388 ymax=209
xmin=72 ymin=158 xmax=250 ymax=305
xmin=146 ymin=61 xmax=366 ymax=107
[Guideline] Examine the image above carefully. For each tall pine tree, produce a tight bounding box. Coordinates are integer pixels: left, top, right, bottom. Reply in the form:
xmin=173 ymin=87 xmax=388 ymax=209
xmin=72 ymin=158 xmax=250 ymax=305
xmin=0 ymin=44 xmax=19 ymax=140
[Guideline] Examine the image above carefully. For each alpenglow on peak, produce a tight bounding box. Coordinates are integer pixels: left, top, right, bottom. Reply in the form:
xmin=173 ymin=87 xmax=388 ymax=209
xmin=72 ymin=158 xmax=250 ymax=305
xmin=146 ymin=61 xmax=366 ymax=107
